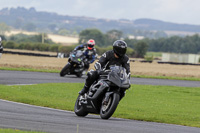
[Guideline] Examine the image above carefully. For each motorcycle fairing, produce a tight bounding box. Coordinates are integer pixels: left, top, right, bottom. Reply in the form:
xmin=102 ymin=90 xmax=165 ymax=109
xmin=80 ymin=80 xmax=109 ymax=113
xmin=107 ymin=66 xmax=130 ymax=88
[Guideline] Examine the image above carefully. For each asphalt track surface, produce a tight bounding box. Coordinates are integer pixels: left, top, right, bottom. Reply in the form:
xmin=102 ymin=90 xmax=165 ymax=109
xmin=0 ymin=70 xmax=200 ymax=87
xmin=0 ymin=70 xmax=199 ymax=133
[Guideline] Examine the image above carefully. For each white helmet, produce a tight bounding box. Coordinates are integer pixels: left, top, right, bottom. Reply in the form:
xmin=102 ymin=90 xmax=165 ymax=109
xmin=87 ymin=39 xmax=95 ymax=50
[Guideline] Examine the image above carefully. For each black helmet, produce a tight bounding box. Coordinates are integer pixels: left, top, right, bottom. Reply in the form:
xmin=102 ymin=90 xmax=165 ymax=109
xmin=113 ymin=40 xmax=127 ymax=57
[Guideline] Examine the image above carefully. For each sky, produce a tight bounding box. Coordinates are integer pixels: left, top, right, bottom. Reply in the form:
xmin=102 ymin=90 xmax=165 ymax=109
xmin=1 ymin=0 xmax=200 ymax=25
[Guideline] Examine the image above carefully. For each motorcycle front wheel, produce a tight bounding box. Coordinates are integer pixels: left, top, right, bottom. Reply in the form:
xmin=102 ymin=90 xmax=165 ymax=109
xmin=100 ymin=93 xmax=120 ymax=119
xmin=74 ymin=95 xmax=88 ymax=117
xmin=60 ymin=63 xmax=71 ymax=77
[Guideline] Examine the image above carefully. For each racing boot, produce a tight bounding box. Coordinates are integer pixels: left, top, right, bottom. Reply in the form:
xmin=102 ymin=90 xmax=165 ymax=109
xmin=79 ymin=85 xmax=89 ymax=95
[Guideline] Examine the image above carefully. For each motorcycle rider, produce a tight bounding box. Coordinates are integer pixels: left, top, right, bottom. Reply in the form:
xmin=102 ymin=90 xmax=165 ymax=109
xmin=74 ymin=39 xmax=96 ymax=71
xmin=0 ymin=37 xmax=3 ymax=58
xmin=79 ymin=40 xmax=130 ymax=95
xmin=0 ymin=37 xmax=3 ymax=53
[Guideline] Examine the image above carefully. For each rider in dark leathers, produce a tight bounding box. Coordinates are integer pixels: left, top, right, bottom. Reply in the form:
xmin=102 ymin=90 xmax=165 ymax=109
xmin=79 ymin=40 xmax=130 ymax=95
xmin=74 ymin=39 xmax=96 ymax=70
xmin=0 ymin=37 xmax=3 ymax=53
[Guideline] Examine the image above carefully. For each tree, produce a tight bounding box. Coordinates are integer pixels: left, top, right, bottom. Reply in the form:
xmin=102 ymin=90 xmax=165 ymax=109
xmin=79 ymin=29 xmax=106 ymax=46
xmin=105 ymin=30 xmax=123 ymax=44
xmin=58 ymin=29 xmax=70 ymax=36
xmin=134 ymin=41 xmax=149 ymax=58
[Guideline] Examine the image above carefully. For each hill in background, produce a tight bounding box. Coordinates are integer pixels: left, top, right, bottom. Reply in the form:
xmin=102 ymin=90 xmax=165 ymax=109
xmin=1 ymin=7 xmax=200 ymax=38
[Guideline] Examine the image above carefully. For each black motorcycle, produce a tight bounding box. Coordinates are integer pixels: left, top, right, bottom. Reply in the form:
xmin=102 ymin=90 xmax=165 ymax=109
xmin=74 ymin=65 xmax=130 ymax=119
xmin=60 ymin=50 xmax=86 ymax=77
xmin=0 ymin=37 xmax=3 ymax=58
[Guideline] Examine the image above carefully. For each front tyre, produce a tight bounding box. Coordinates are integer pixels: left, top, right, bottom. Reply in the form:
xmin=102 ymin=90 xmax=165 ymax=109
xmin=74 ymin=95 xmax=88 ymax=117
xmin=100 ymin=93 xmax=120 ymax=119
xmin=60 ymin=63 xmax=71 ymax=77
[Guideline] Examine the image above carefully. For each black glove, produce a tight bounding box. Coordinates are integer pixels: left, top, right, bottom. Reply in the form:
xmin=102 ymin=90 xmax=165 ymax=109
xmin=97 ymin=69 xmax=104 ymax=75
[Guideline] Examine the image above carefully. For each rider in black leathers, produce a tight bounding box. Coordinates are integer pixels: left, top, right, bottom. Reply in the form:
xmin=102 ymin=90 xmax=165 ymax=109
xmin=0 ymin=37 xmax=3 ymax=53
xmin=79 ymin=40 xmax=130 ymax=95
xmin=74 ymin=39 xmax=96 ymax=71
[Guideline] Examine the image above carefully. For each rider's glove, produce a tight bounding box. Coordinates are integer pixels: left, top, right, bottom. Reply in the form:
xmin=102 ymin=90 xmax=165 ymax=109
xmin=97 ymin=69 xmax=104 ymax=75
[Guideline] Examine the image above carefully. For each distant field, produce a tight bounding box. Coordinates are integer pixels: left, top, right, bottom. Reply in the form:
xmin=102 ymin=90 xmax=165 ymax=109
xmin=5 ymin=30 xmax=79 ymax=45
xmin=1 ymin=51 xmax=200 ymax=79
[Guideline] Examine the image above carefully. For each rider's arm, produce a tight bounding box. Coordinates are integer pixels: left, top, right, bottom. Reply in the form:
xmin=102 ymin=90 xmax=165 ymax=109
xmin=89 ymin=49 xmax=97 ymax=63
xmin=123 ymin=55 xmax=131 ymax=77
xmin=90 ymin=55 xmax=96 ymax=63
xmin=94 ymin=51 xmax=108 ymax=71
xmin=0 ymin=42 xmax=3 ymax=53
xmin=74 ymin=44 xmax=85 ymax=51
xmin=123 ymin=56 xmax=131 ymax=88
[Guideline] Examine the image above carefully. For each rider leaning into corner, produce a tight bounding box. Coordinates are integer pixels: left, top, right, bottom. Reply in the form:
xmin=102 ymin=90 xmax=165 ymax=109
xmin=74 ymin=39 xmax=97 ymax=71
xmin=79 ymin=40 xmax=131 ymax=96
xmin=0 ymin=37 xmax=3 ymax=58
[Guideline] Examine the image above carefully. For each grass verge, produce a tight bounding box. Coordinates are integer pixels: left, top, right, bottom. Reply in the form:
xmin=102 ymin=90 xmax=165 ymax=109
xmin=133 ymin=75 xmax=200 ymax=81
xmin=0 ymin=128 xmax=45 ymax=133
xmin=0 ymin=83 xmax=199 ymax=128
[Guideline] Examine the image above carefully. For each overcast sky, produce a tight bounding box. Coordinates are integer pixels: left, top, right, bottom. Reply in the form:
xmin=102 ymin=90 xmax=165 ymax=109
xmin=1 ymin=0 xmax=200 ymax=25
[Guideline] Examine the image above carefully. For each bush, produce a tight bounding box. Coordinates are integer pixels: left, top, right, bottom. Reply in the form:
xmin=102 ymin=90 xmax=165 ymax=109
xmin=58 ymin=45 xmax=76 ymax=54
xmin=95 ymin=46 xmax=112 ymax=55
xmin=49 ymin=44 xmax=59 ymax=52
xmin=144 ymin=55 xmax=154 ymax=61
xmin=3 ymin=40 xmax=136 ymax=57
xmin=4 ymin=41 xmax=16 ymax=49
xmin=126 ymin=48 xmax=135 ymax=57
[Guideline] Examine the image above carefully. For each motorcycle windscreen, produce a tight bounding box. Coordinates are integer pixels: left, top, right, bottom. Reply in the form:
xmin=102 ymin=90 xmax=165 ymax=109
xmin=76 ymin=50 xmax=83 ymax=57
xmin=107 ymin=70 xmax=122 ymax=87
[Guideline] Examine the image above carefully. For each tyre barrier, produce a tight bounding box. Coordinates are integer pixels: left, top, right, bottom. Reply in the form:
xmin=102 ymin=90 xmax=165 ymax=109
xmin=157 ymin=61 xmax=200 ymax=66
xmin=3 ymin=50 xmax=57 ymax=58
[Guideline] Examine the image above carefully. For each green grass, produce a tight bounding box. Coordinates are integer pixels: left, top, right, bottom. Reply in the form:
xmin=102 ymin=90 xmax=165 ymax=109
xmin=133 ymin=75 xmax=200 ymax=81
xmin=0 ymin=83 xmax=199 ymax=128
xmin=146 ymin=51 xmax=162 ymax=58
xmin=0 ymin=128 xmax=45 ymax=133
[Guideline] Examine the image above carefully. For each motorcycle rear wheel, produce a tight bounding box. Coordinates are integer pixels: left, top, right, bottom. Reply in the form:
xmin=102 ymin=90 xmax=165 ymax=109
xmin=74 ymin=95 xmax=88 ymax=117
xmin=100 ymin=93 xmax=120 ymax=119
xmin=60 ymin=63 xmax=71 ymax=77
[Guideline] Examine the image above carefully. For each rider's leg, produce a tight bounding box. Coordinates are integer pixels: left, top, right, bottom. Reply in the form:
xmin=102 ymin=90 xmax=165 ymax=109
xmin=84 ymin=62 xmax=90 ymax=70
xmin=79 ymin=70 xmax=98 ymax=95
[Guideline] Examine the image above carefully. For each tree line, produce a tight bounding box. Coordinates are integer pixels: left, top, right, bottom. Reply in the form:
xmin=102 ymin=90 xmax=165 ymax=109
xmin=1 ymin=28 xmax=200 ymax=58
xmin=79 ymin=28 xmax=200 ymax=55
xmin=124 ymin=34 xmax=200 ymax=54
xmin=0 ymin=29 xmax=136 ymax=57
